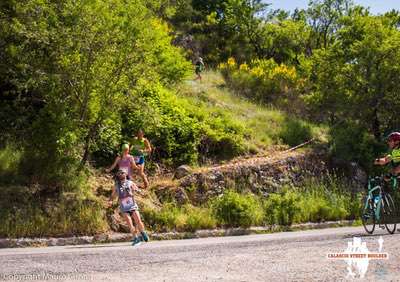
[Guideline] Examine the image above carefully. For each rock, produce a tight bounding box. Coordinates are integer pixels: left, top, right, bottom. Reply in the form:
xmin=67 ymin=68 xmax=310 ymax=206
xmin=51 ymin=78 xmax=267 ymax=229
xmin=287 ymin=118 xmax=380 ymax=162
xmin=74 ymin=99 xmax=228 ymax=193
xmin=75 ymin=236 xmax=93 ymax=245
xmin=175 ymin=187 xmax=189 ymax=204
xmin=48 ymin=238 xmax=59 ymax=246
xmin=109 ymin=210 xmax=120 ymax=232
xmin=56 ymin=238 xmax=66 ymax=246
xmin=174 ymin=165 xmax=193 ymax=179
xmin=0 ymin=239 xmax=12 ymax=248
xmin=93 ymin=234 xmax=109 ymax=243
xmin=108 ymin=233 xmax=132 ymax=242
xmin=109 ymin=209 xmax=130 ymax=233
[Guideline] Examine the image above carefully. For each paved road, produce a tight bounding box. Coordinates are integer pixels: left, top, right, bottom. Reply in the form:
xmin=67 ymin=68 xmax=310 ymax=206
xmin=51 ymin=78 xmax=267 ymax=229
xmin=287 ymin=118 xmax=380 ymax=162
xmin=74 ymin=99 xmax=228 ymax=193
xmin=0 ymin=227 xmax=399 ymax=282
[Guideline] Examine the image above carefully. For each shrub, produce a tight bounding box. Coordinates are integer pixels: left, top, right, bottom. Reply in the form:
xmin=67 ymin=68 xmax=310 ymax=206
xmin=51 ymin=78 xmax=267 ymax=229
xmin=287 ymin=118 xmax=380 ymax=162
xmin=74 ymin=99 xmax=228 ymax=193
xmin=184 ymin=205 xmax=217 ymax=231
xmin=296 ymin=177 xmax=353 ymax=223
xmin=219 ymin=57 xmax=303 ymax=109
xmin=0 ymin=144 xmax=23 ymax=184
xmin=0 ymin=186 xmax=107 ymax=238
xmin=263 ymin=189 xmax=301 ymax=226
xmin=212 ymin=191 xmax=263 ymax=227
xmin=142 ymin=203 xmax=217 ymax=232
xmin=263 ymin=177 xmax=360 ymax=226
xmin=329 ymin=123 xmax=384 ymax=172
xmin=279 ymin=119 xmax=313 ymax=147
xmin=120 ymin=84 xmax=247 ymax=167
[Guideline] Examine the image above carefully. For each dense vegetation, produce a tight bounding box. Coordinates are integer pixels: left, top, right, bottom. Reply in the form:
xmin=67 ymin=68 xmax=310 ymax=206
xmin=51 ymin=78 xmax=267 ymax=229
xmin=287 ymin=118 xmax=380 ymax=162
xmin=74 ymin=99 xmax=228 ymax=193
xmin=1 ymin=0 xmax=399 ymax=237
xmin=142 ymin=176 xmax=360 ymax=233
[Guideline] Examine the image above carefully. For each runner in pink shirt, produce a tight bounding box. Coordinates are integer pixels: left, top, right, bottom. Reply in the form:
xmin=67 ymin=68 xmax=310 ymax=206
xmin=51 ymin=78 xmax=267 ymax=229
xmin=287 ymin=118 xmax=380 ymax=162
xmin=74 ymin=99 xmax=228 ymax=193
xmin=106 ymin=144 xmax=138 ymax=179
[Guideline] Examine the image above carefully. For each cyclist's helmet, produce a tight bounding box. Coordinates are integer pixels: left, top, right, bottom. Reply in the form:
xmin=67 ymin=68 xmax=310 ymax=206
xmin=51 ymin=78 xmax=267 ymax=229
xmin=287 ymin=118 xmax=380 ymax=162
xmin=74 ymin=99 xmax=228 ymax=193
xmin=387 ymin=132 xmax=400 ymax=143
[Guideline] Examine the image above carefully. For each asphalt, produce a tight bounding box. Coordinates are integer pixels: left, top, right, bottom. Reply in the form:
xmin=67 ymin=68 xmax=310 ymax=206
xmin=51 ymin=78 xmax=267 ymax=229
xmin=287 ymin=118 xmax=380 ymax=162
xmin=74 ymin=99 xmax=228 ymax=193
xmin=0 ymin=226 xmax=399 ymax=281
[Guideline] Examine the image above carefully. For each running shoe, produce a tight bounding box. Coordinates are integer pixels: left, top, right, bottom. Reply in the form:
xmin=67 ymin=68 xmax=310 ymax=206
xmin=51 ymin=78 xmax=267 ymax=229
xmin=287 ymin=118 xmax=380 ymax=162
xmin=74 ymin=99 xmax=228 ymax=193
xmin=141 ymin=231 xmax=149 ymax=242
xmin=131 ymin=236 xmax=142 ymax=246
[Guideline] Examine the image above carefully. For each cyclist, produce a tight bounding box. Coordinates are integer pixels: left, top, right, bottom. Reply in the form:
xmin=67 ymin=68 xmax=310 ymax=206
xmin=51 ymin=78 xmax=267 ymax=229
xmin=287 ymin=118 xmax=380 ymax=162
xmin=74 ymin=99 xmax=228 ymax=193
xmin=130 ymin=130 xmax=151 ymax=189
xmin=374 ymin=131 xmax=400 ymax=189
xmin=106 ymin=143 xmax=138 ymax=180
xmin=108 ymin=169 xmax=149 ymax=246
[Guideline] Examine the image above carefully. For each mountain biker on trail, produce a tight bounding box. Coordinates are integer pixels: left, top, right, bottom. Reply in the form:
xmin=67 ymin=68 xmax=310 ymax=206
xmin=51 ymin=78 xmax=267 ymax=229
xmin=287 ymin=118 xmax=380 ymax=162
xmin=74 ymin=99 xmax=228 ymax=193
xmin=130 ymin=130 xmax=151 ymax=189
xmin=374 ymin=131 xmax=400 ymax=189
xmin=108 ymin=169 xmax=149 ymax=246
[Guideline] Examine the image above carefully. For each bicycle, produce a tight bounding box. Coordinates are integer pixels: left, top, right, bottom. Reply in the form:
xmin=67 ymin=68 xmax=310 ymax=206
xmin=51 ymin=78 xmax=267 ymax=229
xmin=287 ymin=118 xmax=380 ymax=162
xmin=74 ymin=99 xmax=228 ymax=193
xmin=361 ymin=175 xmax=397 ymax=234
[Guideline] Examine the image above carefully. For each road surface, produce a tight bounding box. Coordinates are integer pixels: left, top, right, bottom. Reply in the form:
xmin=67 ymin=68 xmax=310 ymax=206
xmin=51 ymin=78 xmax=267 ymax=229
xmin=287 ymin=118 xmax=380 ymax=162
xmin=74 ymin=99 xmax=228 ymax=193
xmin=0 ymin=226 xmax=399 ymax=281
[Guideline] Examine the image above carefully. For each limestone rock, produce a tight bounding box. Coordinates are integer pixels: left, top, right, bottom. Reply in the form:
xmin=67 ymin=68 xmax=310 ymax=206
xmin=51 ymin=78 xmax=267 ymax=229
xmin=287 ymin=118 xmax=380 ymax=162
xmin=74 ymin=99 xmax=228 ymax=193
xmin=174 ymin=165 xmax=193 ymax=179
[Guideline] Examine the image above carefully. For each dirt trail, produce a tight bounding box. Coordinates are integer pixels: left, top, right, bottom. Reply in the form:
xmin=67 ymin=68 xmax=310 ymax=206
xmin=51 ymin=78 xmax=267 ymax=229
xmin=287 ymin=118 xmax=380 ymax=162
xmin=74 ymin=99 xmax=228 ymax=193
xmin=197 ymin=149 xmax=306 ymax=173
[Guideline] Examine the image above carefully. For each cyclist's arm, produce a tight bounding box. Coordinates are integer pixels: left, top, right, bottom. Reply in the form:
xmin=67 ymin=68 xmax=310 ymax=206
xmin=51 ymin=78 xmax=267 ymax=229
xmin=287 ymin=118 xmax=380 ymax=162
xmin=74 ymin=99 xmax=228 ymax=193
xmin=374 ymin=155 xmax=391 ymax=165
xmin=106 ymin=156 xmax=120 ymax=172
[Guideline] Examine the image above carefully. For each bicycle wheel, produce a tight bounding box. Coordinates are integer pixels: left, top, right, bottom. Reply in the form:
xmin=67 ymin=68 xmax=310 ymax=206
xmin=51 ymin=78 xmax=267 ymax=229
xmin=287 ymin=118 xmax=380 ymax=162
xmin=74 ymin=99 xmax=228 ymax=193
xmin=361 ymin=195 xmax=375 ymax=234
xmin=382 ymin=194 xmax=397 ymax=234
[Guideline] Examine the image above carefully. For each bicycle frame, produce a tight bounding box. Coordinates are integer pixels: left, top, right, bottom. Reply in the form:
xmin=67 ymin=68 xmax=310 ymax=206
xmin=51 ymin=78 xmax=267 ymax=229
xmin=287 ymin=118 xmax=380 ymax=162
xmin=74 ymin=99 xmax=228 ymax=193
xmin=362 ymin=175 xmax=398 ymax=234
xmin=365 ymin=183 xmax=383 ymax=220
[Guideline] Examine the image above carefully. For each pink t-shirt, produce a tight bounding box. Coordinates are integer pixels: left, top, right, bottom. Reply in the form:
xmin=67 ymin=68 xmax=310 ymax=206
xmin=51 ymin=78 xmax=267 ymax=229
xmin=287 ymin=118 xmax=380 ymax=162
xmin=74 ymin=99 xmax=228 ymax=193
xmin=118 ymin=155 xmax=134 ymax=178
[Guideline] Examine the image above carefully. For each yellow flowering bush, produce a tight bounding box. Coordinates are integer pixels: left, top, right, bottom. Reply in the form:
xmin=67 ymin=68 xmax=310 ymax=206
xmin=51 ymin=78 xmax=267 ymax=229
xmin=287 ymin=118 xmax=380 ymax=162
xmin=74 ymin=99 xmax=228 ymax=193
xmin=239 ymin=63 xmax=249 ymax=71
xmin=227 ymin=57 xmax=236 ymax=67
xmin=220 ymin=57 xmax=304 ymax=109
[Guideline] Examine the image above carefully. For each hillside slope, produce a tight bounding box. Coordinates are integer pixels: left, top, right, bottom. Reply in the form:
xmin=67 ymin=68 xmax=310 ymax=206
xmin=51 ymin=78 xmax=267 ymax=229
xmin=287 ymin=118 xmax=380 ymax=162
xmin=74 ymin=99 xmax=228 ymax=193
xmin=176 ymin=71 xmax=326 ymax=155
xmin=93 ymin=74 xmax=361 ymax=234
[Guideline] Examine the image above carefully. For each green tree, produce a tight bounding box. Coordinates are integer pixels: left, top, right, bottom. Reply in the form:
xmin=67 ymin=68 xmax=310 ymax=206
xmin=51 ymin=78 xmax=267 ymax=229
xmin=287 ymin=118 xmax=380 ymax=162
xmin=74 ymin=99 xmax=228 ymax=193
xmin=306 ymin=14 xmax=400 ymax=141
xmin=0 ymin=0 xmax=190 ymax=184
xmin=260 ymin=19 xmax=312 ymax=64
xmin=307 ymin=0 xmax=353 ymax=49
xmin=169 ymin=0 xmax=271 ymax=64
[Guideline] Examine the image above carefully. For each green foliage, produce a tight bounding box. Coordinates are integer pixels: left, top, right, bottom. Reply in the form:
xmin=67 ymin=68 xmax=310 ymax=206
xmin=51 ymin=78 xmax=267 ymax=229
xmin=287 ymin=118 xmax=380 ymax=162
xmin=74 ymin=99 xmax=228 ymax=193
xmin=296 ymin=177 xmax=360 ymax=223
xmin=0 ymin=186 xmax=107 ymax=238
xmin=142 ymin=203 xmax=216 ymax=232
xmin=306 ymin=15 xmax=400 ymax=141
xmin=279 ymin=119 xmax=313 ymax=147
xmin=0 ymin=0 xmax=192 ymax=181
xmin=329 ymin=124 xmax=385 ymax=170
xmin=122 ymin=85 xmax=200 ymax=166
xmin=212 ymin=190 xmax=263 ymax=227
xmin=168 ymin=0 xmax=271 ymax=64
xmin=306 ymin=0 xmax=354 ymax=49
xmin=120 ymin=82 xmax=247 ymax=166
xmin=177 ymin=71 xmax=323 ymax=153
xmin=0 ymin=145 xmax=22 ymax=183
xmin=220 ymin=58 xmax=302 ymax=108
xmin=264 ymin=189 xmax=301 ymax=226
xmin=256 ymin=19 xmax=312 ymax=64
xmin=263 ymin=177 xmax=360 ymax=226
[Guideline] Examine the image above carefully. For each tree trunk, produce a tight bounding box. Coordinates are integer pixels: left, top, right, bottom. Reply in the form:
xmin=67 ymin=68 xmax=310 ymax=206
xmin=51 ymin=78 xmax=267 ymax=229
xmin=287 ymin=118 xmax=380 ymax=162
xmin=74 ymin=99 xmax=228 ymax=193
xmin=372 ymin=107 xmax=381 ymax=142
xmin=79 ymin=117 xmax=102 ymax=169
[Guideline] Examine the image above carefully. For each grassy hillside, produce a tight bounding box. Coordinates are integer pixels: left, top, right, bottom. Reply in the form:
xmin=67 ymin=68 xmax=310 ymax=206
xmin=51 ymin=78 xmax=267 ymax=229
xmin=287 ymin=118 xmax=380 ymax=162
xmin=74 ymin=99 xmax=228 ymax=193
xmin=177 ymin=71 xmax=326 ymax=155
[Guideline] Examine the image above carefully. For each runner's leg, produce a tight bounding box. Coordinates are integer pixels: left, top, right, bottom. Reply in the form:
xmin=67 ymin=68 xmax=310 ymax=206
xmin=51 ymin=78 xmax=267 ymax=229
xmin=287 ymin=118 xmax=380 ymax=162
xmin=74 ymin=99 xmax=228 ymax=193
xmin=123 ymin=212 xmax=138 ymax=236
xmin=137 ymin=163 xmax=149 ymax=189
xmin=131 ymin=211 xmax=145 ymax=232
xmin=132 ymin=210 xmax=149 ymax=242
